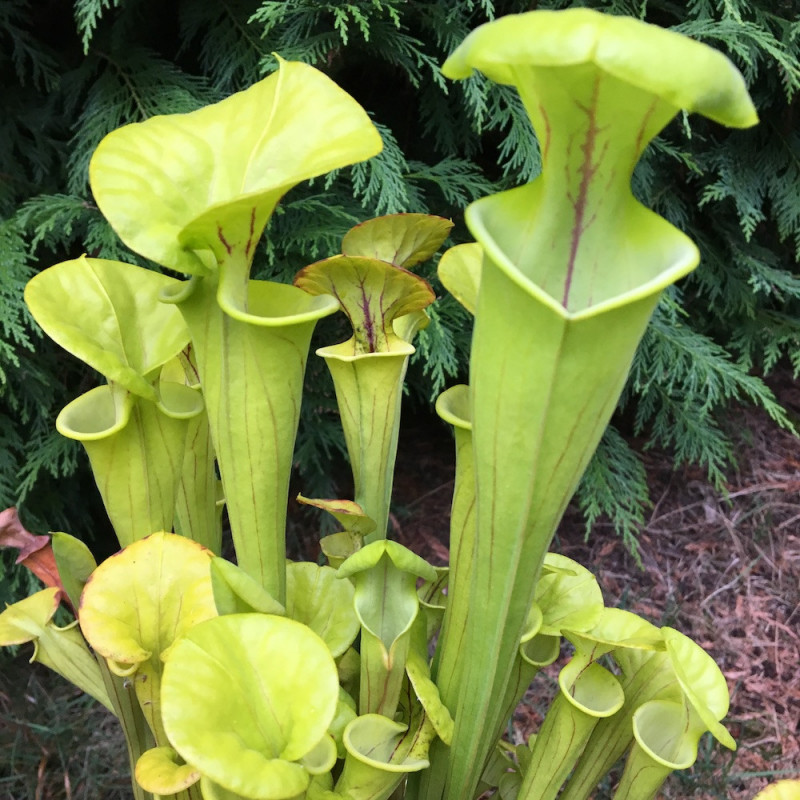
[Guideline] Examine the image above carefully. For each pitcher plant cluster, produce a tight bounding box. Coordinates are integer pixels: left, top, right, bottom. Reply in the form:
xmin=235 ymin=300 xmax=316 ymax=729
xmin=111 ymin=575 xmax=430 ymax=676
xmin=0 ymin=10 xmax=759 ymax=800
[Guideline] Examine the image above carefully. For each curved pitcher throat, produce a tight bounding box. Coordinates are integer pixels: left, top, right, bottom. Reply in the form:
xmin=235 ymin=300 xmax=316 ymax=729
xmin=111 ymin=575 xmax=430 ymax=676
xmin=164 ymin=271 xmax=337 ymax=600
xmin=464 ymin=59 xmax=703 ymax=587
xmin=444 ymin=65 xmax=705 ymax=800
xmin=473 ymin=63 xmax=698 ymax=315
xmin=319 ymin=344 xmax=413 ymax=543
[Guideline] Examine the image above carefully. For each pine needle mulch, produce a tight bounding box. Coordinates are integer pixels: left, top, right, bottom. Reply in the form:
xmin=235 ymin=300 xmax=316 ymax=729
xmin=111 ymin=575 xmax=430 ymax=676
xmin=395 ymin=395 xmax=800 ymax=800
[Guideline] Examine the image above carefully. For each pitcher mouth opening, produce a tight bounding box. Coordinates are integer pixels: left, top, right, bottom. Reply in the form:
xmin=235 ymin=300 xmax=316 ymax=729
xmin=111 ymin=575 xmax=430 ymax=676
xmin=219 ymin=279 xmax=340 ymax=326
xmin=465 ymin=187 xmax=700 ymax=320
xmin=56 ymin=385 xmax=132 ymax=441
xmin=632 ymin=701 xmax=699 ymax=770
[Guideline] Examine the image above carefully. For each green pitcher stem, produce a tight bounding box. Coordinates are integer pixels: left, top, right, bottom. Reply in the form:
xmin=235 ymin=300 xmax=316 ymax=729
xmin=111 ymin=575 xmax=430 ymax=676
xmin=432 ymin=14 xmax=753 ymax=797
xmin=135 ymin=665 xmax=170 ymax=748
xmin=175 ymin=787 xmax=204 ymax=800
xmin=173 ymin=407 xmax=222 ymax=554
xmin=359 ymin=627 xmax=411 ymax=717
xmin=336 ymin=714 xmax=431 ymax=800
xmin=322 ymin=347 xmax=412 ymax=542
xmin=170 ymin=274 xmax=337 ymax=601
xmin=559 ymin=652 xmax=679 ymax=800
xmin=34 ymin=623 xmax=113 ymax=712
xmin=412 ymin=383 xmax=472 ymax=800
xmin=612 ymin=698 xmax=701 ymax=800
xmin=58 ymin=384 xmax=202 ymax=547
xmin=98 ymin=656 xmax=155 ymax=800
xmin=430 ymin=384 xmax=473 ymax=702
xmin=517 ymin=694 xmax=598 ymax=800
xmin=518 ymin=656 xmax=624 ymax=800
xmin=441 ymin=259 xmax=661 ymax=800
xmin=611 ymin=742 xmax=676 ymax=800
xmin=490 ymin=633 xmax=561 ymax=757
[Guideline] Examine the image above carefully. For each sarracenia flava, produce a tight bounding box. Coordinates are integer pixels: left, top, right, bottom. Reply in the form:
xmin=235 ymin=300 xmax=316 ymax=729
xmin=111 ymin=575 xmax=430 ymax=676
xmin=1 ymin=10 xmax=755 ymax=800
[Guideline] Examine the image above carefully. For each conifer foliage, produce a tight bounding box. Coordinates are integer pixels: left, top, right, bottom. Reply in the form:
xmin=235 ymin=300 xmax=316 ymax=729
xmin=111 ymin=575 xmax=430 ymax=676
xmin=1 ymin=0 xmax=798 ymax=569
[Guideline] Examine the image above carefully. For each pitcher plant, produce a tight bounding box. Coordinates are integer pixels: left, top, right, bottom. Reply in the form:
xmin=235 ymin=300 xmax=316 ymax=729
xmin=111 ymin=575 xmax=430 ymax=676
xmin=426 ymin=10 xmax=756 ymax=799
xmin=1 ymin=9 xmax=756 ymax=800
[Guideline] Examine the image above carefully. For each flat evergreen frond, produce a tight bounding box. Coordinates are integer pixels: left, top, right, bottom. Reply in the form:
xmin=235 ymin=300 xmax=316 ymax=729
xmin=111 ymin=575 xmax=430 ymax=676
xmin=333 ymin=2 xmax=404 ymax=44
xmin=250 ymin=0 xmax=403 ymax=46
xmin=248 ymin=0 xmax=294 ymax=37
xmin=2 ymin=346 xmax=61 ymax=425
xmin=74 ymin=0 xmax=123 ymax=52
xmin=413 ymin=1 xmax=480 ymax=53
xmin=14 ymin=423 xmax=81 ymax=503
xmin=251 ymin=0 xmax=450 ymax=92
xmin=675 ymin=15 xmax=800 ymax=97
xmin=16 ymin=193 xmax=144 ymax=266
xmin=605 ymin=0 xmax=649 ymax=18
xmin=350 ymin=122 xmax=411 ymax=215
xmin=251 ymin=26 xmax=342 ymax=70
xmin=15 ymin=193 xmax=94 ymax=252
xmin=642 ymin=387 xmax=735 ymax=486
xmin=0 ymin=35 xmax=66 ymax=214
xmin=699 ymin=132 xmax=767 ymax=242
xmin=406 ymin=157 xmax=497 ymax=213
xmin=729 ymin=310 xmax=800 ymax=375
xmin=745 ymin=254 xmax=800 ymax=301
xmin=359 ymin=18 xmax=447 ymax=91
xmin=0 ymin=96 xmax=64 ymax=190
xmin=293 ymin=411 xmax=350 ymax=501
xmin=769 ymin=134 xmax=800 ymax=262
xmin=647 ymin=136 xmax=702 ymax=175
xmin=66 ymin=47 xmax=218 ymax=193
xmin=332 ymin=5 xmax=372 ymax=44
xmin=0 ymin=414 xmax=21 ymax=503
xmin=687 ymin=235 xmax=762 ymax=320
xmin=628 ymin=305 xmax=794 ymax=484
xmin=576 ymin=425 xmax=650 ymax=559
xmin=687 ymin=228 xmax=800 ymax=375
xmin=413 ymin=297 xmax=471 ymax=400
xmin=645 ymin=309 xmax=789 ymax=422
xmin=457 ymin=67 xmax=491 ymax=132
xmin=261 ymin=192 xmax=365 ymax=280
xmin=631 ymin=134 xmax=700 ymax=229
xmin=0 ymin=336 xmax=91 ymax=530
xmin=179 ymin=0 xmax=269 ymax=91
xmin=249 ymin=0 xmax=398 ymax=65
xmin=699 ymin=165 xmax=766 ymax=243
xmin=418 ymin=84 xmax=483 ymax=158
xmin=484 ymin=85 xmax=542 ymax=182
xmin=295 ymin=397 xmax=349 ymax=469
xmin=0 ymin=219 xmax=36 ymax=383
xmin=696 ymin=124 xmax=799 ymax=262
xmin=0 ymin=1 xmax=61 ymax=91
xmin=258 ymin=35 xmax=343 ymax=71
